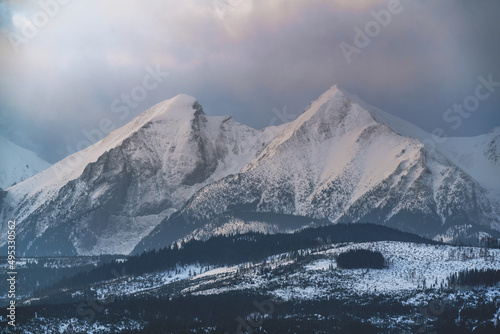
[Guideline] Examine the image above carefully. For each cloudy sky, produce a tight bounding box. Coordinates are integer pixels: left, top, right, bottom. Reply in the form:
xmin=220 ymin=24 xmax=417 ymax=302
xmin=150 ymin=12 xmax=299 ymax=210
xmin=1 ymin=0 xmax=499 ymax=163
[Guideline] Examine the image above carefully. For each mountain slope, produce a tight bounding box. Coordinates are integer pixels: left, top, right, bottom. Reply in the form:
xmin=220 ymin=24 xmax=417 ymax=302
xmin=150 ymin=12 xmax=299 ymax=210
xmin=343 ymin=91 xmax=500 ymax=202
xmin=0 ymin=136 xmax=50 ymax=189
xmin=17 ymin=229 xmax=500 ymax=333
xmin=0 ymin=95 xmax=281 ymax=256
xmin=3 ymin=87 xmax=498 ymax=256
xmin=436 ymin=127 xmax=500 ymax=192
xmin=137 ymin=86 xmax=500 ymax=252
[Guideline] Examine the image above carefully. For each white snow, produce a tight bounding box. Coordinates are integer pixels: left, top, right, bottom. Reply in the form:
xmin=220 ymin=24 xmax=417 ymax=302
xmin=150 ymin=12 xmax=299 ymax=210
xmin=2 ymin=86 xmax=499 ymax=255
xmin=343 ymin=87 xmax=500 ymax=211
xmin=271 ymin=241 xmax=500 ymax=301
xmin=436 ymin=130 xmax=500 ymax=191
xmin=67 ymin=241 xmax=500 ymax=307
xmin=4 ymin=95 xmax=198 ymax=222
xmin=0 ymin=94 xmax=283 ymax=255
xmin=0 ymin=135 xmax=51 ymax=189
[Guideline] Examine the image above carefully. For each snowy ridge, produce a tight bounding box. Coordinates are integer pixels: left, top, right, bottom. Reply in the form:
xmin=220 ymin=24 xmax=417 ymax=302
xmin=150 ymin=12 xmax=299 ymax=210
xmin=0 ymin=95 xmax=281 ymax=255
xmin=437 ymin=129 xmax=500 ymax=191
xmin=343 ymin=89 xmax=500 ymax=205
xmin=3 ymin=95 xmax=197 ymax=221
xmin=0 ymin=136 xmax=51 ymax=189
xmin=139 ymin=86 xmax=499 ymax=252
xmin=341 ymin=88 xmax=430 ymax=142
xmin=2 ymin=86 xmax=499 ymax=255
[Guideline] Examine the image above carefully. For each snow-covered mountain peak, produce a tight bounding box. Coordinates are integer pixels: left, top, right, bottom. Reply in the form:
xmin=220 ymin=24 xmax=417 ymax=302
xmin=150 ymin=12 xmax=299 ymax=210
xmin=303 ymin=84 xmax=346 ymax=115
xmin=327 ymin=87 xmax=499 ymax=198
xmin=286 ymin=85 xmax=376 ymax=137
xmin=1 ymin=94 xmax=207 ymax=239
xmin=169 ymin=93 xmax=198 ymax=106
xmin=3 ymin=87 xmax=499 ymax=256
xmin=318 ymin=83 xmax=348 ymax=96
xmin=0 ymin=94 xmax=286 ymax=255
xmin=242 ymin=86 xmax=410 ymax=175
xmin=139 ymin=94 xmax=203 ymax=121
xmin=137 ymin=86 xmax=500 ymax=253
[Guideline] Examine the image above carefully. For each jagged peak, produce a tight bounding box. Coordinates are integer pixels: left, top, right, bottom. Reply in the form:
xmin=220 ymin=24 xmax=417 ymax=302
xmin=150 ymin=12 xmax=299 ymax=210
xmin=6 ymin=94 xmax=203 ymax=196
xmin=256 ymin=85 xmax=378 ymax=156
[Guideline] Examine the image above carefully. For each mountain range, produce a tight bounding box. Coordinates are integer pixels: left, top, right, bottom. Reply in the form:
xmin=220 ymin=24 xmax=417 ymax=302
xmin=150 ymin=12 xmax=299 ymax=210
xmin=1 ymin=86 xmax=499 ymax=256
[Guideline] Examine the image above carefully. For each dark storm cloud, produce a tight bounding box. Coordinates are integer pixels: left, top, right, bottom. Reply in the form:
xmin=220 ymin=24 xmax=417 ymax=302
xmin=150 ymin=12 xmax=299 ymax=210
xmin=0 ymin=0 xmax=499 ymax=163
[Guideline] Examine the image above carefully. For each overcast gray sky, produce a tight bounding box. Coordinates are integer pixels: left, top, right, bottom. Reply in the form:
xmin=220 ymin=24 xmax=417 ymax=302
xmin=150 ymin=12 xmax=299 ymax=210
xmin=1 ymin=0 xmax=499 ymax=163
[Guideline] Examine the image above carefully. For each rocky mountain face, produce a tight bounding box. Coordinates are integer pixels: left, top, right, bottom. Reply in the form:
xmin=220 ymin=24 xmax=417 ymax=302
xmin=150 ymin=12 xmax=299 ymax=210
xmin=0 ymin=95 xmax=280 ymax=255
xmin=2 ymin=87 xmax=499 ymax=256
xmin=135 ymin=87 xmax=500 ymax=253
